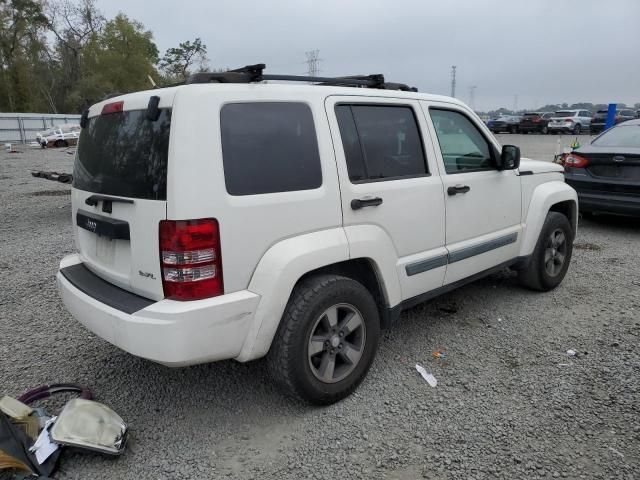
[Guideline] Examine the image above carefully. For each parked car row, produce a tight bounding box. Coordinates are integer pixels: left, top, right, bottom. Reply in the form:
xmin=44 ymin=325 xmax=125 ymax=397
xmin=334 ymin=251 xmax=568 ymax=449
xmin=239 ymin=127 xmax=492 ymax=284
xmin=487 ymin=108 xmax=640 ymax=135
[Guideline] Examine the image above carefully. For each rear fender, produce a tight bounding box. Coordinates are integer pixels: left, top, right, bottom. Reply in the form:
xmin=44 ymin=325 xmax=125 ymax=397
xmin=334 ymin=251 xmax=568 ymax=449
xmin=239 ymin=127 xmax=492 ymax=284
xmin=236 ymin=228 xmax=350 ymax=362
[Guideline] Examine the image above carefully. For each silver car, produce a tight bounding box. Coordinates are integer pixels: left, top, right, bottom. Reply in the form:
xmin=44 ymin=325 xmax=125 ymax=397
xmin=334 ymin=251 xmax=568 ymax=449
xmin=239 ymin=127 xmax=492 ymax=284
xmin=547 ymin=110 xmax=592 ymax=135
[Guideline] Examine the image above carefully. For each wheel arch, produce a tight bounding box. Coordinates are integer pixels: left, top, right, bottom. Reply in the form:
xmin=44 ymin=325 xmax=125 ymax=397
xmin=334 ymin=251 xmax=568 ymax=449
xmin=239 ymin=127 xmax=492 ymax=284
xmin=236 ymin=228 xmax=398 ymax=362
xmin=520 ymin=181 xmax=578 ymax=257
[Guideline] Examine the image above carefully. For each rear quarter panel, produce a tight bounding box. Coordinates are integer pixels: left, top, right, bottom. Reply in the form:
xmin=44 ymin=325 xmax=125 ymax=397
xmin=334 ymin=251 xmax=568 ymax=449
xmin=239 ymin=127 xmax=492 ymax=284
xmin=166 ymin=86 xmax=344 ymax=294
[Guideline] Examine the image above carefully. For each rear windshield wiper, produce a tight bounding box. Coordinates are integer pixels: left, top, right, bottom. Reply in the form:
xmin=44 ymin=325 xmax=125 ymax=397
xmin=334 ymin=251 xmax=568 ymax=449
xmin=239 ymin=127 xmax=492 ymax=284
xmin=85 ymin=194 xmax=134 ymax=206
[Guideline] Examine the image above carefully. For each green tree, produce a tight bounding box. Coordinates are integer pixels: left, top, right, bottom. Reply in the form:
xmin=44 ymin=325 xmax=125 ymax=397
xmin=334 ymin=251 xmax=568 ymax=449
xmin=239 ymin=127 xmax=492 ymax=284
xmin=0 ymin=0 xmax=50 ymax=111
xmin=64 ymin=13 xmax=159 ymax=111
xmin=159 ymin=37 xmax=208 ymax=83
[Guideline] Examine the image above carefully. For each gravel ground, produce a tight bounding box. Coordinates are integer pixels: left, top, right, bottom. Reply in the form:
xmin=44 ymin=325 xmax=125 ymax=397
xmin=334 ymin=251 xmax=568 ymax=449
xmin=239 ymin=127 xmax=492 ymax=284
xmin=1 ymin=138 xmax=639 ymax=480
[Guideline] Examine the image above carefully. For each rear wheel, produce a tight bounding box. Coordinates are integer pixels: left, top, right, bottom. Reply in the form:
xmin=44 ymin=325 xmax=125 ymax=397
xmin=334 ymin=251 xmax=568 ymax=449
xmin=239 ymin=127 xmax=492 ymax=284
xmin=541 ymin=126 xmax=548 ymax=134
xmin=267 ymin=274 xmax=380 ymax=405
xmin=518 ymin=212 xmax=573 ymax=291
xmin=54 ymin=139 xmax=69 ymax=148
xmin=510 ymin=126 xmax=518 ymax=134
xmin=573 ymin=124 xmax=581 ymax=135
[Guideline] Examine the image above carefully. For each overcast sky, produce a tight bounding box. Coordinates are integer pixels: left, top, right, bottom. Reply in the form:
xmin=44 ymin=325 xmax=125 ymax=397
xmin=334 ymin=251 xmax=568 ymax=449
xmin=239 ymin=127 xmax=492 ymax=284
xmin=98 ymin=0 xmax=640 ymax=111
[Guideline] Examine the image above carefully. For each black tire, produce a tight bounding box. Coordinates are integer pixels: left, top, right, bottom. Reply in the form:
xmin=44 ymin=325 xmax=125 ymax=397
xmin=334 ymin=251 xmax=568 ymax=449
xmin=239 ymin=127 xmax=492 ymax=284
xmin=518 ymin=212 xmax=573 ymax=291
xmin=573 ymin=124 xmax=581 ymax=135
xmin=510 ymin=126 xmax=517 ymax=134
xmin=53 ymin=139 xmax=68 ymax=148
xmin=541 ymin=126 xmax=548 ymax=134
xmin=267 ymin=274 xmax=380 ymax=405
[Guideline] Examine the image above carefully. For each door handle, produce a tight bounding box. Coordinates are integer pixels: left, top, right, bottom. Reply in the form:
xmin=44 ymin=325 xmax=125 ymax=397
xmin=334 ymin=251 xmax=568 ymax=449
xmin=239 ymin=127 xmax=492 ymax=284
xmin=447 ymin=185 xmax=471 ymax=196
xmin=351 ymin=197 xmax=383 ymax=210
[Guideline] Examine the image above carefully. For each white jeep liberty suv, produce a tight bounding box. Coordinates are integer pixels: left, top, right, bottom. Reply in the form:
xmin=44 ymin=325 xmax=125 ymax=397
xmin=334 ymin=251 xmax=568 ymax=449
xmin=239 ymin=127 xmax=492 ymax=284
xmin=57 ymin=64 xmax=577 ymax=404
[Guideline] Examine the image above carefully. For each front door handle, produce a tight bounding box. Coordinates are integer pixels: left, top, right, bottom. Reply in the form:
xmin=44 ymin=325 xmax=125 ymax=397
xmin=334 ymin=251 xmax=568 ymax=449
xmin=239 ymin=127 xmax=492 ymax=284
xmin=351 ymin=197 xmax=383 ymax=210
xmin=447 ymin=185 xmax=471 ymax=196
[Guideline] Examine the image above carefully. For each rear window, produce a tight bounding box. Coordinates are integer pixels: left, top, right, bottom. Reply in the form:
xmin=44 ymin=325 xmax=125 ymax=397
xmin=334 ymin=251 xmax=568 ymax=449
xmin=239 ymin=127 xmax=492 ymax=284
xmin=523 ymin=113 xmax=539 ymax=117
xmin=592 ymin=125 xmax=640 ymax=148
xmin=73 ymin=109 xmax=171 ymax=200
xmin=555 ymin=111 xmax=575 ymax=118
xmin=220 ymin=102 xmax=322 ymax=196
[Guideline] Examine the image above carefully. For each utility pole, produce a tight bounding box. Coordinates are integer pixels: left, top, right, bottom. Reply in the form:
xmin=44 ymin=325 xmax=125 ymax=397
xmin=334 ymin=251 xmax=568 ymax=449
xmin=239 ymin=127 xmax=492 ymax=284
xmin=305 ymin=50 xmax=321 ymax=76
xmin=468 ymin=85 xmax=477 ymax=111
xmin=450 ymin=66 xmax=457 ymax=98
xmin=513 ymin=94 xmax=519 ymax=113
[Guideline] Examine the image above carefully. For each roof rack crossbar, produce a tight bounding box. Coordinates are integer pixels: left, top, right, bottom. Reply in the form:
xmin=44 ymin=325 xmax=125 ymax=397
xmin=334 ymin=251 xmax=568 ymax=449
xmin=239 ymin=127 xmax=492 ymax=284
xmin=185 ymin=64 xmax=418 ymax=91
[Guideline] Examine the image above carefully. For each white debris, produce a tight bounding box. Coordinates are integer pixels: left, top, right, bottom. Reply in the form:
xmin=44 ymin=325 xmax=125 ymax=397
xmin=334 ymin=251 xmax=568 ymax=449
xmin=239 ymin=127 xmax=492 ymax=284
xmin=415 ymin=364 xmax=437 ymax=387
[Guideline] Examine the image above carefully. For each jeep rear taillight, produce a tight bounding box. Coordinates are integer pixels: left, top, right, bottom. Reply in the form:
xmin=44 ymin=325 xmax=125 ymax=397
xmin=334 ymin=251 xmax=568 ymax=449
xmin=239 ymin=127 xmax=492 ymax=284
xmin=159 ymin=219 xmax=223 ymax=300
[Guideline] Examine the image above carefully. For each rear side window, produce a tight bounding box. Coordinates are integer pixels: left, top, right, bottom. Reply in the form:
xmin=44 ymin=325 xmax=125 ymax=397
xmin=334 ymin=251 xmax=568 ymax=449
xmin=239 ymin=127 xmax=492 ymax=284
xmin=335 ymin=104 xmax=428 ymax=182
xmin=220 ymin=102 xmax=322 ymax=195
xmin=74 ymin=109 xmax=171 ymax=200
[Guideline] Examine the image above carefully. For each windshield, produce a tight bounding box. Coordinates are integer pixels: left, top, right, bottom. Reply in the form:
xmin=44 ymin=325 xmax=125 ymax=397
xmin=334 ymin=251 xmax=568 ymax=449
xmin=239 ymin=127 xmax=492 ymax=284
xmin=592 ymin=125 xmax=640 ymax=148
xmin=554 ymin=111 xmax=575 ymax=118
xmin=73 ymin=109 xmax=171 ymax=200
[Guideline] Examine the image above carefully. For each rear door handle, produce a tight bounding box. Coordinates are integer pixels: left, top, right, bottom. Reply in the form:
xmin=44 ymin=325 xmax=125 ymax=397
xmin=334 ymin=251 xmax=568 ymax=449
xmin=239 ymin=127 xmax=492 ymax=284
xmin=447 ymin=185 xmax=471 ymax=196
xmin=351 ymin=197 xmax=383 ymax=210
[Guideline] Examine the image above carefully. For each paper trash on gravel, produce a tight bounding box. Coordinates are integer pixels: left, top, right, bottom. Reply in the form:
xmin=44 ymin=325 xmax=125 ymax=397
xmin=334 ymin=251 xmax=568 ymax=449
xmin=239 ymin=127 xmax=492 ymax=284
xmin=415 ymin=364 xmax=437 ymax=387
xmin=29 ymin=417 xmax=58 ymax=465
xmin=567 ymin=349 xmax=577 ymax=357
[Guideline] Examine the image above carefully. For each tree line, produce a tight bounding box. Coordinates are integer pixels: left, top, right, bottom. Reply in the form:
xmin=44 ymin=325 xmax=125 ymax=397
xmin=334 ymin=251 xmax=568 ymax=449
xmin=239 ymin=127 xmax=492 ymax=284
xmin=0 ymin=0 xmax=209 ymax=113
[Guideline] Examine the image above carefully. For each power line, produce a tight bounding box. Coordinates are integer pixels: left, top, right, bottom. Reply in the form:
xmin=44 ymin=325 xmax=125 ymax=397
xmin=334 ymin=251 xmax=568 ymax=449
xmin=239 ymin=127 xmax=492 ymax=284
xmin=305 ymin=50 xmax=321 ymax=76
xmin=450 ymin=66 xmax=457 ymax=97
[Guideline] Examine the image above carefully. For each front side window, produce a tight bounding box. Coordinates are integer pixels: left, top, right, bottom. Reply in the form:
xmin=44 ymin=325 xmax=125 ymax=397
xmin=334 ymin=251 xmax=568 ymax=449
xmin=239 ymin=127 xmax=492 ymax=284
xmin=429 ymin=109 xmax=495 ymax=174
xmin=335 ymin=104 xmax=428 ymax=182
xmin=220 ymin=102 xmax=322 ymax=195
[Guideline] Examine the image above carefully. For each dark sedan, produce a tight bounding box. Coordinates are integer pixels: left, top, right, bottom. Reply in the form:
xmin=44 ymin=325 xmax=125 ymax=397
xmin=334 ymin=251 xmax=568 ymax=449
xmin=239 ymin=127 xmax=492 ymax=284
xmin=563 ymin=119 xmax=640 ymax=216
xmin=519 ymin=112 xmax=554 ymax=134
xmin=590 ymin=108 xmax=637 ymax=135
xmin=486 ymin=115 xmax=521 ymax=133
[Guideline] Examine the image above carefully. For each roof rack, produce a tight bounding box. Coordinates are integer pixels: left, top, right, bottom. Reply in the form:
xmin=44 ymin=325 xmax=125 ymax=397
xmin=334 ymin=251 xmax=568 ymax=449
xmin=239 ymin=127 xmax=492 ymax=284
xmin=185 ymin=63 xmax=418 ymax=92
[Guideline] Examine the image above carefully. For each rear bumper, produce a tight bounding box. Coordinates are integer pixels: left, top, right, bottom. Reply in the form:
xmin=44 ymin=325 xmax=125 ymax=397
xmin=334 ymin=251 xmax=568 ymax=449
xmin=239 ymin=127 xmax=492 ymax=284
xmin=576 ymin=192 xmax=640 ymax=216
xmin=57 ymin=254 xmax=261 ymax=366
xmin=548 ymin=124 xmax=574 ymax=132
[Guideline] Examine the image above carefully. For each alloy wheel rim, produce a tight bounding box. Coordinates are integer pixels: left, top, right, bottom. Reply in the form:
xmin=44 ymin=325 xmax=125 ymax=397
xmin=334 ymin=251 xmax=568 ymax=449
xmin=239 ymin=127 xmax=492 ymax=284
xmin=544 ymin=228 xmax=567 ymax=277
xmin=307 ymin=303 xmax=366 ymax=384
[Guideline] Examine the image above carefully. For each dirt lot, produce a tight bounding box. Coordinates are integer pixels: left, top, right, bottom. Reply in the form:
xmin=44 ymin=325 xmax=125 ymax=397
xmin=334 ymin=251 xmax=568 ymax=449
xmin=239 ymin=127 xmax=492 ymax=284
xmin=1 ymin=136 xmax=639 ymax=479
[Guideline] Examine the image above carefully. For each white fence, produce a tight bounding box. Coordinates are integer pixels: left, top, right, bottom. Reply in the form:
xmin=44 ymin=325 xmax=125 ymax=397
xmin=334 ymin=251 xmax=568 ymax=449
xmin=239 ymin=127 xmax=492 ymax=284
xmin=0 ymin=113 xmax=81 ymax=144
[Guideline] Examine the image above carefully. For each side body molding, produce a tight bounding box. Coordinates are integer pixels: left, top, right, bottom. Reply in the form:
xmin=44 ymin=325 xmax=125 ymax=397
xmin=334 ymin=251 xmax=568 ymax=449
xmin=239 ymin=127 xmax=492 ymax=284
xmin=519 ymin=181 xmax=578 ymax=257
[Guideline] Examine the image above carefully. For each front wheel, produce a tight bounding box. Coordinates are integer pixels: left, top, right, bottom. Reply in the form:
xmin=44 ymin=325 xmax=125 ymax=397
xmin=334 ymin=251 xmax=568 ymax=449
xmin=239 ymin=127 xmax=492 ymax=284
xmin=573 ymin=124 xmax=581 ymax=135
xmin=518 ymin=212 xmax=573 ymax=291
xmin=267 ymin=274 xmax=380 ymax=405
xmin=541 ymin=126 xmax=548 ymax=134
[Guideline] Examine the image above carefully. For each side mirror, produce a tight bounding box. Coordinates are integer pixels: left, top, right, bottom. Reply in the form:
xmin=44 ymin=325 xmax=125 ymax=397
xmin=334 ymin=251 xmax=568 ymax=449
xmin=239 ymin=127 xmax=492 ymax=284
xmin=500 ymin=145 xmax=520 ymax=170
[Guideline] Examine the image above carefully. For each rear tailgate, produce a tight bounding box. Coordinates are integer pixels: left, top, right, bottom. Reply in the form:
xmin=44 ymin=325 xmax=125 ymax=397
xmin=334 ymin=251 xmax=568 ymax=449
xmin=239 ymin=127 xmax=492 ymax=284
xmin=71 ymin=91 xmax=175 ymax=301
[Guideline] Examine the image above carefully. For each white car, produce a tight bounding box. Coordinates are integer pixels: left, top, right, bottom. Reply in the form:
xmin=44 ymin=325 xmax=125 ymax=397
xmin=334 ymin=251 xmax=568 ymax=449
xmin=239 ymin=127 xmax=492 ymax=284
xmin=37 ymin=124 xmax=81 ymax=148
xmin=547 ymin=110 xmax=592 ymax=135
xmin=57 ymin=65 xmax=578 ymax=404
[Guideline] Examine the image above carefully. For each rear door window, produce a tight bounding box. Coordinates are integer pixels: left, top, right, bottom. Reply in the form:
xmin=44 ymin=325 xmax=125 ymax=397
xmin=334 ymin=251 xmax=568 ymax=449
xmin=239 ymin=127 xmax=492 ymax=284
xmin=335 ymin=104 xmax=428 ymax=182
xmin=74 ymin=109 xmax=171 ymax=200
xmin=220 ymin=102 xmax=322 ymax=195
